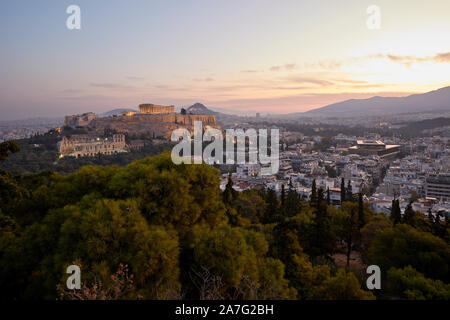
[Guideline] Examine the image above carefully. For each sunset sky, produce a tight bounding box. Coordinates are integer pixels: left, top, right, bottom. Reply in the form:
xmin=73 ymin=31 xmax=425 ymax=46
xmin=1 ymin=0 xmax=450 ymax=120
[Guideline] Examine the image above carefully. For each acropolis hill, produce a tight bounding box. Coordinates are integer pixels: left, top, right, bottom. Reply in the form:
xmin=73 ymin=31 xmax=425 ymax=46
xmin=63 ymin=103 xmax=219 ymax=138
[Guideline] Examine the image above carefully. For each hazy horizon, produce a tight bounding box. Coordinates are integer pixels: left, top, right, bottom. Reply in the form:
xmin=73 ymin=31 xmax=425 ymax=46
xmin=4 ymin=88 xmax=447 ymax=122
xmin=1 ymin=0 xmax=450 ymax=120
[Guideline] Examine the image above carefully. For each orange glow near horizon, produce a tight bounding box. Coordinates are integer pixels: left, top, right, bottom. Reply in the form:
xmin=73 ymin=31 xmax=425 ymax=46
xmin=1 ymin=0 xmax=449 ymax=119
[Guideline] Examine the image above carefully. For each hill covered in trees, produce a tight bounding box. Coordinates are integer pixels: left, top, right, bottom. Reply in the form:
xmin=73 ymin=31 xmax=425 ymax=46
xmin=0 ymin=132 xmax=173 ymax=175
xmin=0 ymin=151 xmax=449 ymax=300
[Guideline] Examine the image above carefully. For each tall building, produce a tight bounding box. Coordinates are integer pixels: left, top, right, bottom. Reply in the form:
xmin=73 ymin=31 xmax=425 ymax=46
xmin=425 ymin=174 xmax=450 ymax=201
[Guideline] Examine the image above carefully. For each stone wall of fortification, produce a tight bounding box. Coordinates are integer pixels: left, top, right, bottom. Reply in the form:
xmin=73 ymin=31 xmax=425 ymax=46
xmin=86 ymin=113 xmax=219 ymax=138
xmin=175 ymin=114 xmax=216 ymax=125
xmin=64 ymin=112 xmax=97 ymax=127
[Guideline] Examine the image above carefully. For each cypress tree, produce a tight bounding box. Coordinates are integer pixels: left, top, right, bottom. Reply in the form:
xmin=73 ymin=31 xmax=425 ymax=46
xmin=340 ymin=178 xmax=346 ymax=205
xmin=433 ymin=213 xmax=446 ymax=239
xmin=311 ymin=179 xmax=317 ymax=204
xmin=346 ymin=180 xmax=353 ymax=202
xmin=311 ymin=188 xmax=334 ymax=258
xmin=286 ymin=179 xmax=300 ymax=217
xmin=345 ymin=206 xmax=356 ymax=267
xmin=390 ymin=199 xmax=401 ymax=225
xmin=326 ymin=187 xmax=331 ymax=206
xmin=403 ymin=201 xmax=415 ymax=226
xmin=427 ymin=208 xmax=434 ymax=223
xmin=264 ymin=188 xmax=279 ymax=223
xmin=223 ymin=173 xmax=239 ymax=225
xmin=223 ymin=173 xmax=236 ymax=205
xmin=317 ymin=188 xmax=324 ymax=212
xmin=358 ymin=193 xmax=365 ymax=229
xmin=281 ymin=184 xmax=286 ymax=209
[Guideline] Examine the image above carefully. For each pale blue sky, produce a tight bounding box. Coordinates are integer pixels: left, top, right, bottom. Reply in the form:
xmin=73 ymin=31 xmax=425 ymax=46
xmin=1 ymin=0 xmax=449 ymax=120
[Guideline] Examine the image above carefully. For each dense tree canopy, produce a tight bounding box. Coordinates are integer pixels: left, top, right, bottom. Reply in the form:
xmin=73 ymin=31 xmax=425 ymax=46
xmin=368 ymin=224 xmax=450 ymax=282
xmin=386 ymin=266 xmax=450 ymax=300
xmin=0 ymin=141 xmax=20 ymax=161
xmin=0 ymin=152 xmax=448 ymax=300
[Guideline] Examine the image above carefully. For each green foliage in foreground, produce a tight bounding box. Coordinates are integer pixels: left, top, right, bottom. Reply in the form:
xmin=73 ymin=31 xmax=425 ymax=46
xmin=368 ymin=224 xmax=450 ymax=282
xmin=0 ymin=153 xmax=448 ymax=300
xmin=386 ymin=266 xmax=450 ymax=300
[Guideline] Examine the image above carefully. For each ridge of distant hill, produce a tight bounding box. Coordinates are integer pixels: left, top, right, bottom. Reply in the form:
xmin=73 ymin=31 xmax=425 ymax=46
xmin=298 ymin=86 xmax=450 ymax=118
xmin=185 ymin=103 xmax=218 ymax=115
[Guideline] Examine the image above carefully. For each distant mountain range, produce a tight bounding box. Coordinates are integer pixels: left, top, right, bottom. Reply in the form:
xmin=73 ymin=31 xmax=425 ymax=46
xmin=182 ymin=87 xmax=450 ymax=120
xmin=299 ymin=86 xmax=450 ymax=118
xmin=99 ymin=86 xmax=450 ymax=121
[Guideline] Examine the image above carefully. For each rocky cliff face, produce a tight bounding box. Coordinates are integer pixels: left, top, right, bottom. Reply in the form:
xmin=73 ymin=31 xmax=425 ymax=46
xmin=64 ymin=113 xmax=97 ymax=127
xmin=87 ymin=113 xmax=219 ymax=138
